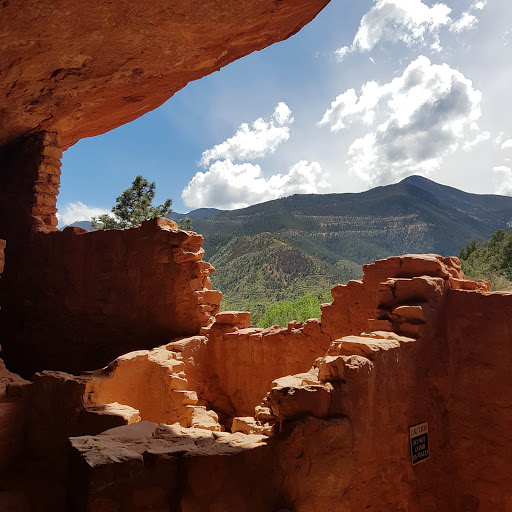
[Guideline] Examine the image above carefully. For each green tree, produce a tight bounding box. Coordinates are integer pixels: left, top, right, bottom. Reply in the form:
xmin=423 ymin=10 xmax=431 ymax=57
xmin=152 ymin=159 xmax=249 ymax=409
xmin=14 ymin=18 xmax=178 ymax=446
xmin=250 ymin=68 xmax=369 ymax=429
xmin=92 ymin=175 xmax=173 ymax=230
xmin=459 ymin=228 xmax=512 ymax=291
xmin=255 ymin=293 xmax=323 ymax=328
xmin=178 ymin=217 xmax=193 ymax=231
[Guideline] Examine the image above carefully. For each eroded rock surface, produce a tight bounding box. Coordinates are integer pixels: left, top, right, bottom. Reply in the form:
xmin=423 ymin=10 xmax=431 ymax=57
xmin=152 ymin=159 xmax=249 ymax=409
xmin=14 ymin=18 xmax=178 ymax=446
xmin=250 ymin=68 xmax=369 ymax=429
xmin=0 ymin=0 xmax=329 ymax=149
xmin=1 ymin=254 xmax=511 ymax=511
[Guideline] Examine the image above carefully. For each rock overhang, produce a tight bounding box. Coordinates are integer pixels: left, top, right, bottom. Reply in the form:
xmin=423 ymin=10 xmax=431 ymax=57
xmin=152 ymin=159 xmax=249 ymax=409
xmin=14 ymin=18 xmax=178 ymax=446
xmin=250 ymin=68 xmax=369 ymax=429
xmin=0 ymin=0 xmax=330 ymax=150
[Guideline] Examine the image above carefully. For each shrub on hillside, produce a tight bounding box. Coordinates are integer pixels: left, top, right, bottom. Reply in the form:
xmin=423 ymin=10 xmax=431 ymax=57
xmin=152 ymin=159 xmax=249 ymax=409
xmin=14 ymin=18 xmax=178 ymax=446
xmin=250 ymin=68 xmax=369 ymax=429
xmin=255 ymin=293 xmax=330 ymax=328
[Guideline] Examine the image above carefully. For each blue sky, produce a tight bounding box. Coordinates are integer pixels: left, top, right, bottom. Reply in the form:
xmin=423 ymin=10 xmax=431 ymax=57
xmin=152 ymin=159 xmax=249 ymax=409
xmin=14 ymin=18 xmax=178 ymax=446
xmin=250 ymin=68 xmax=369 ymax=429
xmin=57 ymin=0 xmax=512 ymax=226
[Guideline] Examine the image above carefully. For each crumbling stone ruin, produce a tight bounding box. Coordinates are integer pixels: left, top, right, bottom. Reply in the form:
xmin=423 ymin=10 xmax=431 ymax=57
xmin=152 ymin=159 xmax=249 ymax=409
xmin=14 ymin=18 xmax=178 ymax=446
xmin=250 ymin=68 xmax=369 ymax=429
xmin=2 ymin=243 xmax=511 ymax=510
xmin=1 ymin=1 xmax=512 ymax=510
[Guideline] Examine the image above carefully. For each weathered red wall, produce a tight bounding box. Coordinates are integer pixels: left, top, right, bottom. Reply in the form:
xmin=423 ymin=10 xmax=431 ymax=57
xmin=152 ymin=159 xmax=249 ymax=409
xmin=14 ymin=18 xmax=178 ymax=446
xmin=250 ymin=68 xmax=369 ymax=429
xmin=3 ymin=254 xmax=512 ymax=511
xmin=202 ymin=319 xmax=332 ymax=418
xmin=441 ymin=289 xmax=512 ymax=510
xmin=1 ymin=219 xmax=220 ymax=377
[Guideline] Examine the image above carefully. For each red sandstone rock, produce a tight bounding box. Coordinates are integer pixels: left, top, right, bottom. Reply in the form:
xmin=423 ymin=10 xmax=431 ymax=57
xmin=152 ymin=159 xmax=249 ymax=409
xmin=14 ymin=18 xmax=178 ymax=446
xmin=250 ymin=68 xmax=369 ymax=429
xmin=367 ymin=318 xmax=393 ymax=331
xmin=268 ymin=384 xmax=333 ymax=422
xmin=364 ymin=253 xmax=465 ymax=282
xmin=318 ymin=355 xmax=346 ymax=382
xmin=392 ymin=305 xmax=426 ymax=322
xmin=193 ymin=289 xmax=223 ymax=305
xmin=0 ymin=240 xmax=5 ymax=275
xmin=3 ymin=253 xmax=512 ymax=511
xmin=449 ymin=277 xmax=491 ymax=291
xmin=274 ymin=417 xmax=353 ymax=511
xmin=231 ymin=416 xmax=274 ymax=436
xmin=215 ymin=311 xmax=251 ymax=329
xmin=189 ymin=406 xmax=223 ymax=432
xmin=78 ymin=403 xmax=141 ymax=436
xmin=2 ymin=219 xmax=222 ymax=376
xmin=0 ymin=0 xmax=329 ymax=149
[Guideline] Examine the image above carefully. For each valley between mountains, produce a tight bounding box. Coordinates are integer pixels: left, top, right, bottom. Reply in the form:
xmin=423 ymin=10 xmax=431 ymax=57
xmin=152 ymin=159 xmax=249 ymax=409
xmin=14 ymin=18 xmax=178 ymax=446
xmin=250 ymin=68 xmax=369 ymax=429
xmin=72 ymin=175 xmax=512 ymax=319
xmin=189 ymin=175 xmax=512 ymax=315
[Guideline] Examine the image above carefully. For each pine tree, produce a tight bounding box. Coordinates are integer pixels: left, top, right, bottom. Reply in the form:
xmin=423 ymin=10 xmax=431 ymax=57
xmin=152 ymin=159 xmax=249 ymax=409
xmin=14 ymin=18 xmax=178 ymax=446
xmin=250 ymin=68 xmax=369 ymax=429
xmin=177 ymin=218 xmax=193 ymax=231
xmin=91 ymin=175 xmax=172 ymax=230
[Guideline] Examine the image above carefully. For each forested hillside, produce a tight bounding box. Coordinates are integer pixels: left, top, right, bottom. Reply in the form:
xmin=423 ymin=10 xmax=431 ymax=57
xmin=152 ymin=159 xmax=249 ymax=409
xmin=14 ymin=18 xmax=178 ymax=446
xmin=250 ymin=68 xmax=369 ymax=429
xmin=196 ymin=176 xmax=512 ymax=265
xmin=460 ymin=229 xmax=512 ymax=291
xmin=209 ymin=233 xmax=362 ymax=322
xmin=198 ymin=176 xmax=512 ymax=320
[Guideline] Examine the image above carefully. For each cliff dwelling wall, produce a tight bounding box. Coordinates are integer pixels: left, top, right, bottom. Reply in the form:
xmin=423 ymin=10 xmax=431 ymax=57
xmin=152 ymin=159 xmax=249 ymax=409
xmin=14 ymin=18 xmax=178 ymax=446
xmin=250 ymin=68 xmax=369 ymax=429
xmin=1 ymin=254 xmax=512 ymax=510
xmin=0 ymin=0 xmax=331 ymax=380
xmin=0 ymin=131 xmax=223 ymax=377
xmin=440 ymin=289 xmax=512 ymax=510
xmin=1 ymin=215 xmax=221 ymax=377
xmin=201 ymin=318 xmax=332 ymax=418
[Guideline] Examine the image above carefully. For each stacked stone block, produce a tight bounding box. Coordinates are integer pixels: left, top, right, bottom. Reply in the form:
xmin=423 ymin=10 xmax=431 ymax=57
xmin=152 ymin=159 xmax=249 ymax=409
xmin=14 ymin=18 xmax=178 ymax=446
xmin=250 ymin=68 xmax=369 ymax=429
xmin=30 ymin=131 xmax=62 ymax=231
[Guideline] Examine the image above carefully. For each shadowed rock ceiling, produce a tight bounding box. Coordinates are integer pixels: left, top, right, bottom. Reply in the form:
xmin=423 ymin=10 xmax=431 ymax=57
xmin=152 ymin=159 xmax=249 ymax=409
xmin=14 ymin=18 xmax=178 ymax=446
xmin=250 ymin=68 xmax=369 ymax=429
xmin=0 ymin=0 xmax=329 ymax=149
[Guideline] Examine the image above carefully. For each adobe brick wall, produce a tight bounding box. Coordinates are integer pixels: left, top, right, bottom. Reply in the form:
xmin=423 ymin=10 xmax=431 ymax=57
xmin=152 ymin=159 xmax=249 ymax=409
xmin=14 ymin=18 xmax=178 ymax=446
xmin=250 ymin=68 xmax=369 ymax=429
xmin=1 ymin=219 xmax=221 ymax=377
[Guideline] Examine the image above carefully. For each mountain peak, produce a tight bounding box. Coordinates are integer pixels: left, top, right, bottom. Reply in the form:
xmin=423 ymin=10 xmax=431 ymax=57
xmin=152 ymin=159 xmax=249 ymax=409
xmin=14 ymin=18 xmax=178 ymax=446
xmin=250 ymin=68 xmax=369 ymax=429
xmin=400 ymin=175 xmax=435 ymax=185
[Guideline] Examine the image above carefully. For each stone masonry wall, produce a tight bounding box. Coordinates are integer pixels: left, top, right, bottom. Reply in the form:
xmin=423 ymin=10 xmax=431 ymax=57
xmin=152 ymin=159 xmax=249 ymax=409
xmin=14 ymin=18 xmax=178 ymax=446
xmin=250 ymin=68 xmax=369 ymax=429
xmin=1 ymin=218 xmax=221 ymax=377
xmin=29 ymin=132 xmax=62 ymax=231
xmin=3 ymin=254 xmax=512 ymax=510
xmin=0 ymin=132 xmax=61 ymax=244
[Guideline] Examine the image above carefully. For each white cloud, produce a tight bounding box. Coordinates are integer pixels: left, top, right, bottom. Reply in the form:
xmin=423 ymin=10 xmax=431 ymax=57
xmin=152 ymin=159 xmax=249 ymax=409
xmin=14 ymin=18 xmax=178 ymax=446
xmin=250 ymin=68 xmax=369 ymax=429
xmin=184 ymin=102 xmax=327 ymax=210
xmin=501 ymin=139 xmax=512 ymax=149
xmin=56 ymin=202 xmax=109 ymax=227
xmin=450 ymin=12 xmax=478 ymax=33
xmin=199 ymin=102 xmax=293 ymax=167
xmin=494 ymin=132 xmax=507 ymax=147
xmin=320 ymin=56 xmax=483 ymax=187
xmin=335 ymin=0 xmax=452 ymax=60
xmin=493 ymin=166 xmax=512 ymax=195
xmin=182 ymin=159 xmax=327 ymax=210
xmin=471 ymin=0 xmax=487 ymax=11
xmin=336 ymin=0 xmax=489 ymax=59
xmin=450 ymin=0 xmax=488 ymax=33
xmin=335 ymin=46 xmax=351 ymax=62
xmin=318 ymin=81 xmax=382 ymax=132
xmin=463 ymin=130 xmax=490 ymax=151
